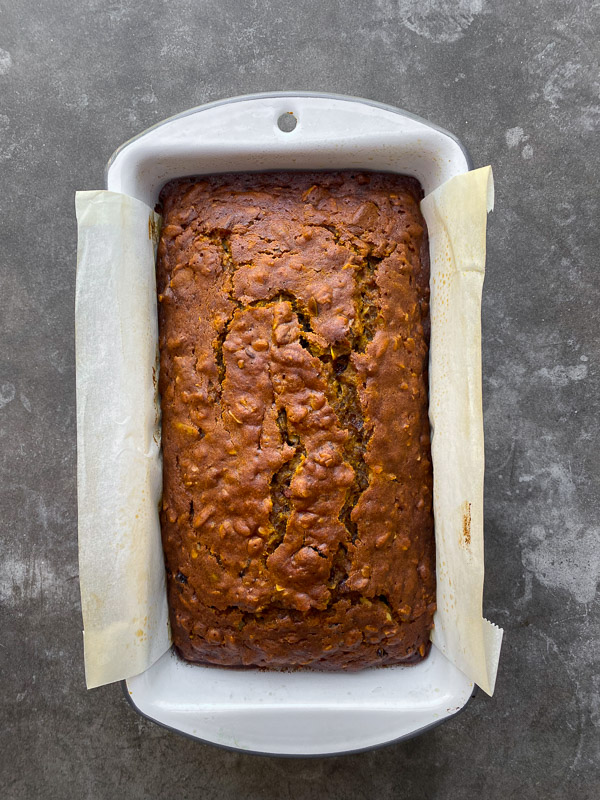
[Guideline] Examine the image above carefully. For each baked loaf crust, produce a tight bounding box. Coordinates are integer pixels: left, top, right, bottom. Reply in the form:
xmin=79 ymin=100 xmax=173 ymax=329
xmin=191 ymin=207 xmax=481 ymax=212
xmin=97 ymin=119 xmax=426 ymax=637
xmin=156 ymin=171 xmax=435 ymax=670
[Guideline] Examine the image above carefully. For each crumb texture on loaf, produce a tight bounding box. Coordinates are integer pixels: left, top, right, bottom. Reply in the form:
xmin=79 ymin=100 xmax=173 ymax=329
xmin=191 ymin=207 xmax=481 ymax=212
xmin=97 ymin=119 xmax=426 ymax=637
xmin=156 ymin=171 xmax=435 ymax=670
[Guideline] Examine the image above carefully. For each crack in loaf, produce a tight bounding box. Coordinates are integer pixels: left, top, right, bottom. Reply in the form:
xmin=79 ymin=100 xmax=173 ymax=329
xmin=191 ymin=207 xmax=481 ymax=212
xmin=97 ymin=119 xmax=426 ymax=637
xmin=156 ymin=171 xmax=436 ymax=670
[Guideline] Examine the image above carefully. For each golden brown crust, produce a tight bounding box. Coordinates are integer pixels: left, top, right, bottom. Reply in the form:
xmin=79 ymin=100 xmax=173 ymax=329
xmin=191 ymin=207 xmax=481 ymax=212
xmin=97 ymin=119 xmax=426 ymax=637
xmin=156 ymin=171 xmax=435 ymax=670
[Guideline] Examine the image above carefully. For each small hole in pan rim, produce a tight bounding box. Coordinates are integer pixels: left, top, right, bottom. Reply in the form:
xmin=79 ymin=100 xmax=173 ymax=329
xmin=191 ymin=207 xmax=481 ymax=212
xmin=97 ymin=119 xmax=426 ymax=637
xmin=277 ymin=112 xmax=298 ymax=132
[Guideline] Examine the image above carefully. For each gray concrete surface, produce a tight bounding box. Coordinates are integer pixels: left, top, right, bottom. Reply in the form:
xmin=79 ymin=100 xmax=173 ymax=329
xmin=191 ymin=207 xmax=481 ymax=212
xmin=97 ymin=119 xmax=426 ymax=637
xmin=1 ymin=0 xmax=598 ymax=797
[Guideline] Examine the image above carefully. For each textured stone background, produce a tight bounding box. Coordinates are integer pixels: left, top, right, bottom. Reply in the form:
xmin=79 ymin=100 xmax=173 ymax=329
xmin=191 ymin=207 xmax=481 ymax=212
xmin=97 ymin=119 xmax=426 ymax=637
xmin=1 ymin=1 xmax=598 ymax=797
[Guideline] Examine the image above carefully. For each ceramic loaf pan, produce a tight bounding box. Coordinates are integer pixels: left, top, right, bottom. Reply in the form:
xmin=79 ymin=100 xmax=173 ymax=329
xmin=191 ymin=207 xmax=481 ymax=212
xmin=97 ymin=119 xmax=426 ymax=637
xmin=107 ymin=92 xmax=475 ymax=756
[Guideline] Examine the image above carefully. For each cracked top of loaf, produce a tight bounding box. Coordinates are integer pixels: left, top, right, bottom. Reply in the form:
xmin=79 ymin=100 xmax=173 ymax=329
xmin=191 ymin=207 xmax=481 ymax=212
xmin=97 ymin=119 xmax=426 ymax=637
xmin=156 ymin=170 xmax=435 ymax=670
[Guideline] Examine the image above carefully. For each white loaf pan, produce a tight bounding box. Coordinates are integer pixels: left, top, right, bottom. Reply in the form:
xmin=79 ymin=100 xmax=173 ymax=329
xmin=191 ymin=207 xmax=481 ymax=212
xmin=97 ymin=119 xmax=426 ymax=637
xmin=107 ymin=92 xmax=475 ymax=756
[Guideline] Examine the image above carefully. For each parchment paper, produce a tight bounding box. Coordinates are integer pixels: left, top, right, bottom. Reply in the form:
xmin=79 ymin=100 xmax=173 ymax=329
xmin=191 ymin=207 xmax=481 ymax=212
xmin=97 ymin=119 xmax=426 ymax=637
xmin=422 ymin=166 xmax=503 ymax=696
xmin=75 ymin=169 xmax=503 ymax=693
xmin=75 ymin=191 xmax=170 ymax=689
